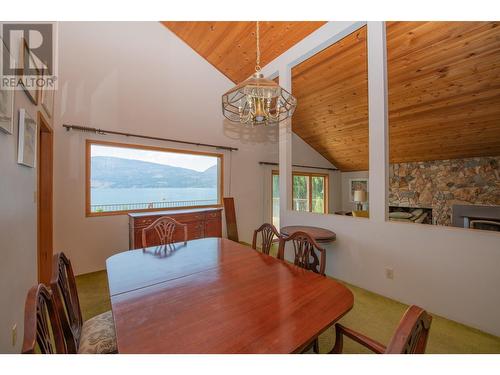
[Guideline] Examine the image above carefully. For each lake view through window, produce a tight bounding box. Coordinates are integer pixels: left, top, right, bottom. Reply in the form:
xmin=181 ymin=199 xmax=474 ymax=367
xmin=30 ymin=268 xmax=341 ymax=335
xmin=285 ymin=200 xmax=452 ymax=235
xmin=87 ymin=141 xmax=223 ymax=215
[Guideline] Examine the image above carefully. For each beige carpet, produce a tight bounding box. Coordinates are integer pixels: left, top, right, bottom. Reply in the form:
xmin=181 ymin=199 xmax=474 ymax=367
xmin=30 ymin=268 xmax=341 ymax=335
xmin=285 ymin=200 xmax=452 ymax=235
xmin=76 ymin=269 xmax=500 ymax=354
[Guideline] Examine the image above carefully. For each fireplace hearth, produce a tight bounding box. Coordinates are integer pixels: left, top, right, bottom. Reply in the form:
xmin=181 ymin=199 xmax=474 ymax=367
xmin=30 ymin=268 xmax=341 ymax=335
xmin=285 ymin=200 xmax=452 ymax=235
xmin=452 ymin=204 xmax=500 ymax=232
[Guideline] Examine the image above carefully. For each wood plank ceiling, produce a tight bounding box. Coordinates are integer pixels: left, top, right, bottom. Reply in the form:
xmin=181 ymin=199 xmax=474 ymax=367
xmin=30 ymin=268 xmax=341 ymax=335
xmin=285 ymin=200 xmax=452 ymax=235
xmin=292 ymin=26 xmax=369 ymax=172
xmin=162 ymin=21 xmax=326 ymax=83
xmin=292 ymin=22 xmax=500 ymax=172
xmin=387 ymin=21 xmax=500 ymax=164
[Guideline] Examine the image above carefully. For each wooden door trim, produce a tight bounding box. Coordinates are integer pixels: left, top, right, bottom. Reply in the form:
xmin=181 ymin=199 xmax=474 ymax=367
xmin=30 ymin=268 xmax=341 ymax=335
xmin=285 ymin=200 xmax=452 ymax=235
xmin=37 ymin=111 xmax=53 ymax=283
xmin=272 ymin=170 xmax=329 ymax=214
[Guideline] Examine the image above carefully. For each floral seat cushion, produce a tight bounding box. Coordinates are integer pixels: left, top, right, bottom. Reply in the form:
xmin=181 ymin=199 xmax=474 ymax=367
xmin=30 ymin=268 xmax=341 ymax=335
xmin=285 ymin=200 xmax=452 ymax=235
xmin=78 ymin=310 xmax=117 ymax=354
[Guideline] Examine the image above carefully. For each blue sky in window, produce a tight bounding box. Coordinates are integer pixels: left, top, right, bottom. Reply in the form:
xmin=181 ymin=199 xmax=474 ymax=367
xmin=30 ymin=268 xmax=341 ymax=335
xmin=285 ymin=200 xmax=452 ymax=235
xmin=91 ymin=144 xmax=218 ymax=172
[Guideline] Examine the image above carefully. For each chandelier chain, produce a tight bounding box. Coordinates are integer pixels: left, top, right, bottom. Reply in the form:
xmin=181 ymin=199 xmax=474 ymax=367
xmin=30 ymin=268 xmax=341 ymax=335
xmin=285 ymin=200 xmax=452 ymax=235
xmin=255 ymin=21 xmax=261 ymax=72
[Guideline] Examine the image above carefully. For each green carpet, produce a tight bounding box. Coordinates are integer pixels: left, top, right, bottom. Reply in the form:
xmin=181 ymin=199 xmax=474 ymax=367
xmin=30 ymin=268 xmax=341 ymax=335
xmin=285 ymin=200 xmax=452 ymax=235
xmin=76 ymin=261 xmax=500 ymax=354
xmin=76 ymin=271 xmax=112 ymax=322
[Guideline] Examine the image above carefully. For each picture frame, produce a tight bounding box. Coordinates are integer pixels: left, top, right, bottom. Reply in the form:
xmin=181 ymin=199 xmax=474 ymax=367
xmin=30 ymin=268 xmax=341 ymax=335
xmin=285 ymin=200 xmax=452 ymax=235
xmin=349 ymin=178 xmax=368 ymax=202
xmin=0 ymin=39 xmax=15 ymax=134
xmin=17 ymin=108 xmax=37 ymax=168
xmin=40 ymin=68 xmax=54 ymax=118
xmin=0 ymin=86 xmax=15 ymax=135
xmin=19 ymin=38 xmax=40 ymax=105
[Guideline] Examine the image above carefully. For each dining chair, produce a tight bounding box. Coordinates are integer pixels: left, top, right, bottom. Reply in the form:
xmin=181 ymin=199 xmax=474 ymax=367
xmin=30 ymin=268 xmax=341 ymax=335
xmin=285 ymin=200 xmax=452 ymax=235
xmin=330 ymin=305 xmax=432 ymax=354
xmin=278 ymin=231 xmax=327 ymax=354
xmin=278 ymin=231 xmax=327 ymax=276
xmin=223 ymin=197 xmax=239 ymax=242
xmin=141 ymin=216 xmax=188 ymax=248
xmin=50 ymin=252 xmax=117 ymax=354
xmin=252 ymin=223 xmax=281 ymax=255
xmin=22 ymin=283 xmax=67 ymax=354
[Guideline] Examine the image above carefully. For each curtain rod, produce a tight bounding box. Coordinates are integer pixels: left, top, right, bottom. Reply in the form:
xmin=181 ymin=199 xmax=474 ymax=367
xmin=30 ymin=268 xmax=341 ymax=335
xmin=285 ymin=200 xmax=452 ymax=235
xmin=259 ymin=161 xmax=337 ymax=171
xmin=62 ymin=124 xmax=239 ymax=152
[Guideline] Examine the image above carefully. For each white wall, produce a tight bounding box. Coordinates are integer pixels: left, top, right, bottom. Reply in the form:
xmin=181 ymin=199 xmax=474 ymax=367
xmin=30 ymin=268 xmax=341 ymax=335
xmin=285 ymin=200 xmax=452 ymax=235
xmin=0 ymin=89 xmax=38 ymax=353
xmin=341 ymin=171 xmax=369 ymax=211
xmin=53 ymin=22 xmax=279 ymax=275
xmin=291 ymin=133 xmax=333 ymax=169
xmin=0 ymin=23 xmax=55 ymax=353
xmin=263 ymin=21 xmax=500 ymax=336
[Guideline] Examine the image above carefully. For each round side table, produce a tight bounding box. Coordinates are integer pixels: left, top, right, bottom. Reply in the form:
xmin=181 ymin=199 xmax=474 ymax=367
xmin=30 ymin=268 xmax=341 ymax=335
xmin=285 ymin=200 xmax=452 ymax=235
xmin=280 ymin=225 xmax=336 ymax=243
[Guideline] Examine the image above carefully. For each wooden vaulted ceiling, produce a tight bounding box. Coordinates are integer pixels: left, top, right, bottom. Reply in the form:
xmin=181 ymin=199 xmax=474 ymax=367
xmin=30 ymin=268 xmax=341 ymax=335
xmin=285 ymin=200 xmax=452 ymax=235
xmin=387 ymin=21 xmax=500 ymax=164
xmin=292 ymin=26 xmax=369 ymax=172
xmin=292 ymin=22 xmax=500 ymax=172
xmin=162 ymin=21 xmax=326 ymax=83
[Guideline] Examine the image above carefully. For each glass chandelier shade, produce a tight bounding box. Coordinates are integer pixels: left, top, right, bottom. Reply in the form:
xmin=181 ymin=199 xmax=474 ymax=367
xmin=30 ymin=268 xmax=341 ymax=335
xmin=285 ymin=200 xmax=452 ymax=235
xmin=221 ymin=22 xmax=297 ymax=126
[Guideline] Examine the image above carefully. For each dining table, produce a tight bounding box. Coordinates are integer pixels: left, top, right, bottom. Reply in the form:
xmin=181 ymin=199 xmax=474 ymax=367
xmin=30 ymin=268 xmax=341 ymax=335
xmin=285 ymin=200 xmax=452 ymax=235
xmin=106 ymin=237 xmax=353 ymax=353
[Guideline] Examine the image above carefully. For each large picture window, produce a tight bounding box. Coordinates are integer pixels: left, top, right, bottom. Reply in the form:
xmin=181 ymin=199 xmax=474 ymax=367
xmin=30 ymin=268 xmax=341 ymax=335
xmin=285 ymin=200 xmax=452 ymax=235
xmin=272 ymin=171 xmax=328 ymax=228
xmin=86 ymin=140 xmax=223 ymax=216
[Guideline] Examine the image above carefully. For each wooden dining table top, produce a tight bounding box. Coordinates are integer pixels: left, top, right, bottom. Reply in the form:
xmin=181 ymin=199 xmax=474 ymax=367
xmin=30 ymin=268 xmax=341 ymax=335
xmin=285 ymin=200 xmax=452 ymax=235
xmin=106 ymin=237 xmax=353 ymax=354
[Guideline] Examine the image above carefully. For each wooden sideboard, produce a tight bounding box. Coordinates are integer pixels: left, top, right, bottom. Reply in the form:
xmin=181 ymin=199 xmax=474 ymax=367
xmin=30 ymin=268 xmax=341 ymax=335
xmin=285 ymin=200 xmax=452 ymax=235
xmin=128 ymin=208 xmax=222 ymax=249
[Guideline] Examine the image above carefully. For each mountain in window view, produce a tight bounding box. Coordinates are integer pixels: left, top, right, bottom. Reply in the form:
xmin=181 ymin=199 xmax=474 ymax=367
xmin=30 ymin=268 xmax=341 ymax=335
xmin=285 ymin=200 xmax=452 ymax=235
xmin=91 ymin=156 xmax=217 ymax=188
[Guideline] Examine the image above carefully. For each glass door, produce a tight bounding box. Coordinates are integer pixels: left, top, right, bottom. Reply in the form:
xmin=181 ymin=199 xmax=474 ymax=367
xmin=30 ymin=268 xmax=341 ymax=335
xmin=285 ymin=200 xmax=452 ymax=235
xmin=293 ymin=174 xmax=310 ymax=212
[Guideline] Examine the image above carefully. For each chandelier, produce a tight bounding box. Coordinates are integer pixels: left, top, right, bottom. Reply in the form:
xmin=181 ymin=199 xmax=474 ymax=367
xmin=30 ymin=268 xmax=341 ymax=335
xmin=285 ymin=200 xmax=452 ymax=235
xmin=222 ymin=21 xmax=297 ymax=126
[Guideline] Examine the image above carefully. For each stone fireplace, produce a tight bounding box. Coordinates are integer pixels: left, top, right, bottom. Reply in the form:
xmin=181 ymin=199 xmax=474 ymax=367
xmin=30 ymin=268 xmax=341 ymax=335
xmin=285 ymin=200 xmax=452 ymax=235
xmin=389 ymin=156 xmax=500 ymax=226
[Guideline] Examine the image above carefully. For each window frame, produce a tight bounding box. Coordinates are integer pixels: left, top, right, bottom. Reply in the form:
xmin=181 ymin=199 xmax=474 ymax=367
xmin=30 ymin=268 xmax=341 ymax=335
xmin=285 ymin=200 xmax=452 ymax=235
xmin=85 ymin=140 xmax=224 ymax=217
xmin=271 ymin=170 xmax=329 ymax=215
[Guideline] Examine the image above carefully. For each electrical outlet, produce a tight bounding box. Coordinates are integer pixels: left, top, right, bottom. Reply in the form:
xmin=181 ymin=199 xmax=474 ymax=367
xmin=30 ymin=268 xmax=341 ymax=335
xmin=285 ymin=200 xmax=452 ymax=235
xmin=11 ymin=324 xmax=17 ymax=347
xmin=385 ymin=268 xmax=394 ymax=280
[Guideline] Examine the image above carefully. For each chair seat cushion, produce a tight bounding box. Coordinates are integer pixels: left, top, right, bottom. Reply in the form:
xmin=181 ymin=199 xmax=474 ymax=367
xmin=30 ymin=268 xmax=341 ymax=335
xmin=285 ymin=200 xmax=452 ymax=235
xmin=78 ymin=310 xmax=117 ymax=354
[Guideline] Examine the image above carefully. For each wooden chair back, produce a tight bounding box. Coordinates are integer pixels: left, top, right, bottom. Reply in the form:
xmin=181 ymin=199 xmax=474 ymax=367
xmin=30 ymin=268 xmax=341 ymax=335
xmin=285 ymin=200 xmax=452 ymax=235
xmin=330 ymin=305 xmax=432 ymax=354
xmin=223 ymin=197 xmax=239 ymax=242
xmin=50 ymin=252 xmax=82 ymax=353
xmin=278 ymin=231 xmax=326 ymax=275
xmin=252 ymin=223 xmax=280 ymax=255
xmin=22 ymin=283 xmax=67 ymax=354
xmin=386 ymin=305 xmax=432 ymax=354
xmin=141 ymin=216 xmax=188 ymax=248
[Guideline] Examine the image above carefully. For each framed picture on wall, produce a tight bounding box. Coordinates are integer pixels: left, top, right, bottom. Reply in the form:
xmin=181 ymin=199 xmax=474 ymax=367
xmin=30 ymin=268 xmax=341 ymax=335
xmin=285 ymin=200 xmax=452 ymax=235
xmin=19 ymin=38 xmax=41 ymax=105
xmin=40 ymin=68 xmax=54 ymax=118
xmin=0 ymin=39 xmax=15 ymax=134
xmin=17 ymin=108 xmax=37 ymax=168
xmin=349 ymin=178 xmax=368 ymax=202
xmin=0 ymin=87 xmax=15 ymax=134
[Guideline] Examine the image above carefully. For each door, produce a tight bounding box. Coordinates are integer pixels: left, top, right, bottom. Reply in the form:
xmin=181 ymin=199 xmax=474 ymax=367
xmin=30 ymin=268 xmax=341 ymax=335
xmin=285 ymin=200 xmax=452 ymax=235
xmin=271 ymin=170 xmax=329 ymax=224
xmin=37 ymin=112 xmax=53 ymax=283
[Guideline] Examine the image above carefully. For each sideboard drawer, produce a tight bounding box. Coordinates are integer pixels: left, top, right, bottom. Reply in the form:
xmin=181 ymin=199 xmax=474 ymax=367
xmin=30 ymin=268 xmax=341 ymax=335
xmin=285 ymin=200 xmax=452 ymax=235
xmin=206 ymin=211 xmax=221 ymax=220
xmin=133 ymin=216 xmax=156 ymax=228
xmin=172 ymin=213 xmax=206 ymax=223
